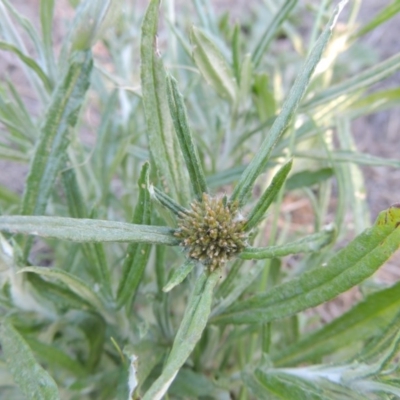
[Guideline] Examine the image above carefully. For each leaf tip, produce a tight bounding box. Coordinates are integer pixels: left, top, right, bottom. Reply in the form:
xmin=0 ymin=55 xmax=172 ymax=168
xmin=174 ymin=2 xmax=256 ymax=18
xmin=330 ymin=0 xmax=349 ymax=30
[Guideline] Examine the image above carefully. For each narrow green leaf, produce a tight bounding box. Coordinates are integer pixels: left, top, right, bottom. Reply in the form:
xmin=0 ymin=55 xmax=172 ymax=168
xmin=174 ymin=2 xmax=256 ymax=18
xmin=127 ymin=341 xmax=165 ymax=396
xmin=215 ymin=259 xmax=242 ymax=300
xmin=212 ymin=204 xmax=400 ymax=325
xmin=62 ymin=168 xmax=113 ymax=299
xmin=163 ymin=259 xmax=195 ymax=293
xmin=190 ymin=26 xmax=238 ymax=103
xmin=0 ymin=145 xmax=29 ymax=162
xmin=0 ymin=320 xmax=60 ymax=400
xmin=231 ymin=1 xmax=347 ymax=206
xmin=286 ymin=167 xmax=334 ymax=191
xmin=353 ymin=1 xmax=400 ymax=39
xmin=251 ymin=75 xmax=276 ymax=122
xmin=337 ymin=118 xmax=370 ymax=233
xmin=40 ymin=0 xmax=56 ymax=80
xmin=242 ymin=369 xmax=271 ymax=399
xmin=294 ymin=150 xmax=400 ymax=168
xmin=116 ymin=163 xmax=152 ymax=308
xmin=65 ymin=0 xmax=118 ymax=53
xmin=238 ymin=53 xmax=253 ymax=101
xmin=233 ymin=115 xmax=276 ymax=153
xmin=76 ymin=312 xmax=106 ymax=372
xmin=252 ymin=0 xmax=297 ymax=68
xmin=206 ymin=165 xmax=246 ymax=188
xmin=193 ymin=0 xmax=217 ymax=34
xmin=358 ymin=310 xmax=400 ymax=364
xmin=345 ymin=88 xmax=400 ymax=118
xmin=6 ymin=79 xmax=37 ymax=135
xmin=19 ymin=267 xmax=110 ymax=320
xmin=0 ymin=215 xmax=178 ymax=245
xmin=211 ymin=261 xmax=266 ymax=317
xmin=141 ymin=0 xmax=190 ymax=206
xmin=232 ymin=23 xmax=241 ymax=83
xmin=61 ymin=169 xmax=88 ymax=220
xmin=25 ymin=337 xmax=87 ymax=376
xmin=302 ymin=52 xmax=400 ymax=111
xmin=166 ymin=20 xmax=192 ymax=60
xmin=0 ymin=0 xmax=49 ymax=103
xmin=92 ymin=91 xmax=118 ymax=191
xmin=245 ymin=366 xmax=367 ymax=400
xmin=0 ymin=117 xmax=26 ymax=145
xmin=0 ymin=41 xmax=52 ymax=92
xmin=240 ymin=227 xmax=335 ymax=260
xmin=155 ymin=245 xmax=166 ymax=292
xmin=244 ymin=368 xmax=325 ymax=400
xmin=0 ymin=185 xmax=19 ymax=205
xmin=167 ymin=76 xmax=208 ymax=200
xmin=170 ymin=368 xmax=219 ymax=397
xmin=0 ymin=81 xmax=36 ymax=142
xmin=355 ymin=380 xmax=400 ymax=398
xmin=27 ymin=272 xmax=93 ymax=312
xmin=244 ymin=160 xmax=293 ymax=231
xmin=20 ymin=50 xmax=92 ymax=259
xmin=143 ymin=270 xmax=220 ymax=399
xmin=273 ymin=282 xmax=400 ymax=366
xmin=151 ymin=186 xmax=189 ymax=216
xmin=308 ymin=0 xmax=331 ymax=50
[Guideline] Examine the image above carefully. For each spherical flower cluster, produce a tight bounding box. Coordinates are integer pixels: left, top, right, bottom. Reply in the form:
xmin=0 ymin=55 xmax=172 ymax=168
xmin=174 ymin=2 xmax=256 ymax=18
xmin=175 ymin=193 xmax=247 ymax=271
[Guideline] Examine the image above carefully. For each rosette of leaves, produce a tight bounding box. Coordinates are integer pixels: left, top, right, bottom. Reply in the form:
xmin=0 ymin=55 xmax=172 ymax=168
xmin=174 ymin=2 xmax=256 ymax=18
xmin=1 ymin=0 xmax=400 ymax=399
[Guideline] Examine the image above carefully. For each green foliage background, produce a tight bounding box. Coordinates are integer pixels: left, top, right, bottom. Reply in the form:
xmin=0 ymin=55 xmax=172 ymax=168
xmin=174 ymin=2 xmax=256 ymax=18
xmin=0 ymin=0 xmax=400 ymax=399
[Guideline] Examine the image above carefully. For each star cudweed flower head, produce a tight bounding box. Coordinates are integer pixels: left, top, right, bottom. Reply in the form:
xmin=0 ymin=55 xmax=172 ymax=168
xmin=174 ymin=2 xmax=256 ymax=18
xmin=174 ymin=193 xmax=247 ymax=271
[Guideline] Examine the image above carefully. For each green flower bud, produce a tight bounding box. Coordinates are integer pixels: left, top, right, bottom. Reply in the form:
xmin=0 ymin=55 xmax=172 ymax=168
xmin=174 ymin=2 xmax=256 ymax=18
xmin=175 ymin=193 xmax=247 ymax=271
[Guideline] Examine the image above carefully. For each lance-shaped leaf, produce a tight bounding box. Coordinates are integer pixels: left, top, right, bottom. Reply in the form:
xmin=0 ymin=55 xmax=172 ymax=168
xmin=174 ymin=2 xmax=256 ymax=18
xmin=40 ymin=0 xmax=56 ymax=82
xmin=252 ymin=0 xmax=297 ymax=68
xmin=206 ymin=165 xmax=246 ymax=188
xmin=0 ymin=320 xmax=60 ymax=400
xmin=150 ymin=185 xmax=189 ymax=216
xmin=62 ymin=168 xmax=112 ymax=300
xmin=0 ymin=41 xmax=52 ymax=92
xmin=345 ymin=88 xmax=400 ymax=118
xmin=286 ymin=167 xmax=334 ymax=191
xmin=25 ymin=337 xmax=87 ymax=377
xmin=0 ymin=215 xmax=178 ymax=245
xmin=116 ymin=163 xmax=152 ymax=309
xmin=143 ymin=270 xmax=220 ymax=400
xmin=232 ymin=23 xmax=241 ymax=82
xmin=240 ymin=226 xmax=335 ymax=260
xmin=20 ymin=50 xmax=92 ymax=258
xmin=27 ymin=272 xmax=93 ymax=312
xmin=211 ymin=260 xmax=266 ymax=318
xmin=0 ymin=0 xmax=49 ymax=103
xmin=167 ymin=76 xmax=208 ymax=200
xmin=243 ymin=366 xmax=367 ymax=400
xmin=61 ymin=0 xmax=119 ymax=58
xmin=244 ymin=160 xmax=293 ymax=231
xmin=211 ymin=204 xmax=400 ymax=325
xmin=190 ymin=25 xmax=238 ymax=104
xmin=358 ymin=312 xmax=400 ymax=364
xmin=243 ymin=368 xmax=325 ymax=400
xmin=272 ymin=281 xmax=400 ymax=366
xmin=294 ymin=149 xmax=400 ymax=169
xmin=163 ymin=259 xmax=195 ymax=293
xmin=230 ymin=1 xmax=347 ymax=206
xmin=20 ymin=267 xmax=111 ymax=321
xmin=301 ymin=52 xmax=400 ymax=112
xmin=75 ymin=312 xmax=106 ymax=372
xmin=352 ymin=1 xmax=400 ymax=40
xmin=141 ymin=0 xmax=190 ymax=206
